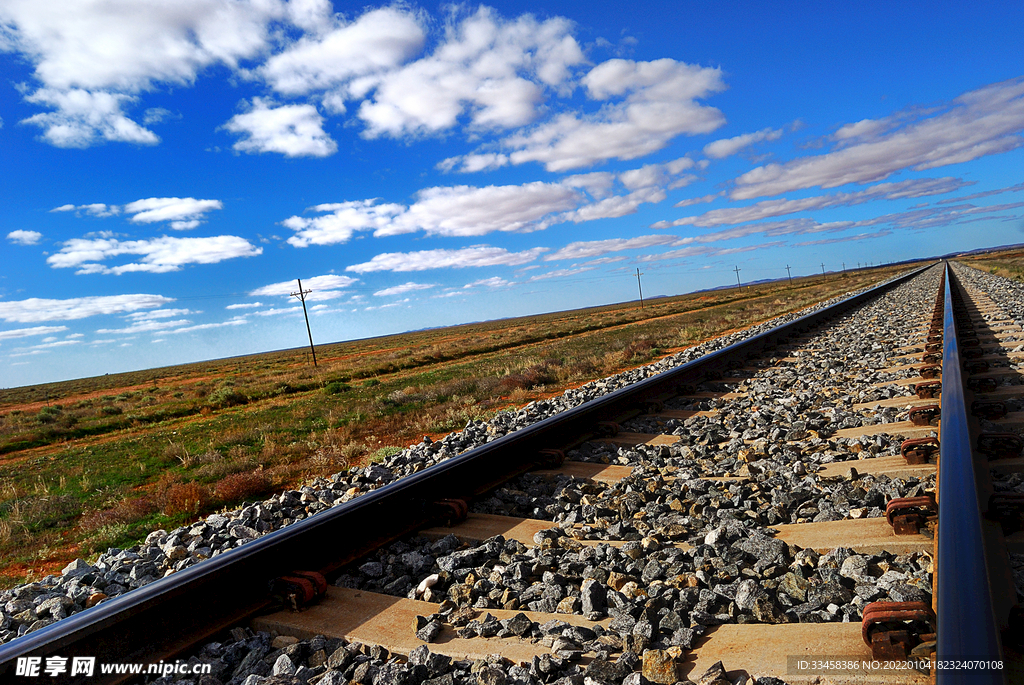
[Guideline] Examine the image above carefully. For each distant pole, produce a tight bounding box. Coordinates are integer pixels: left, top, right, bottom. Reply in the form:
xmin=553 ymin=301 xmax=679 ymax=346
xmin=842 ymin=262 xmax=846 ymax=272
xmin=290 ymin=278 xmax=318 ymax=368
xmin=733 ymin=265 xmax=742 ymax=289
xmin=785 ymin=265 xmax=792 ymax=284
xmin=820 ymin=262 xmax=825 ymax=275
xmin=636 ymin=268 xmax=644 ymax=310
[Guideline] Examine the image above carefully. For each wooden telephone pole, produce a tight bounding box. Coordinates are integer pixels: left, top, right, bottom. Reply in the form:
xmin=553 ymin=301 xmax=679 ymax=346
xmin=290 ymin=279 xmax=318 ymax=368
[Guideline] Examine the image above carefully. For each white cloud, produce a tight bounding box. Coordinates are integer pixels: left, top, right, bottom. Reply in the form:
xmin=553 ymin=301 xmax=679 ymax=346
xmin=656 ymin=177 xmax=968 ymax=228
xmin=142 ymin=107 xmax=173 ymax=125
xmin=223 ymin=98 xmax=337 ymax=157
xmin=347 ymin=246 xmax=547 ymax=273
xmin=51 ymin=203 xmax=119 ymax=217
xmin=380 ymin=183 xmax=581 ymax=237
xmin=0 ymin=294 xmax=173 ymax=323
xmin=51 ymin=198 xmax=221 ymax=229
xmin=732 ymin=78 xmax=1024 ymax=199
xmin=703 ymin=127 xmax=783 ymax=159
xmin=283 ymin=200 xmax=405 ymax=247
xmin=794 ymin=229 xmax=892 ymax=246
xmin=936 ymin=181 xmax=1024 ymax=205
xmin=544 ymin=235 xmax=680 ymax=262
xmin=463 ymin=277 xmax=512 ymax=289
xmin=125 ymin=308 xmax=195 ymax=320
xmin=287 ymin=158 xmax=695 ymax=246
xmin=373 ymin=282 xmax=436 ymax=297
xmin=249 ymin=274 xmax=358 ymax=298
xmin=123 ymin=197 xmax=223 ymax=229
xmin=528 ymin=266 xmax=596 ymax=281
xmin=165 ymin=317 xmax=248 ymax=334
xmin=354 ymin=7 xmax=584 ymax=138
xmin=284 ymin=182 xmax=580 ymax=244
xmin=7 ymin=230 xmax=43 ymax=245
xmin=97 ymin=319 xmax=192 ymax=334
xmin=1 ymin=0 xmax=285 ymax=148
xmin=260 ymin=6 xmax=425 ymax=100
xmin=499 ymin=58 xmax=725 ymax=171
xmin=0 ymin=325 xmax=68 ymax=341
xmin=47 ymin=235 xmax=262 ymax=274
xmin=226 ymin=302 xmax=264 ymax=309
xmin=22 ymin=88 xmax=159 ymax=147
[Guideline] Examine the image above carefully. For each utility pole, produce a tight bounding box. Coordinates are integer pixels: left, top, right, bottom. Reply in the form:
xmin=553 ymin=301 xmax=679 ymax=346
xmin=820 ymin=263 xmax=825 ymax=275
xmin=290 ymin=278 xmax=318 ymax=368
xmin=842 ymin=262 xmax=846 ymax=272
xmin=785 ymin=265 xmax=792 ymax=284
xmin=733 ymin=265 xmax=742 ymax=289
xmin=636 ymin=268 xmax=644 ymax=310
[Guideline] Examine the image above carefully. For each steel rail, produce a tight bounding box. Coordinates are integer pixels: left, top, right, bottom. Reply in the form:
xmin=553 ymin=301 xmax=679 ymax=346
xmin=936 ymin=262 xmax=1005 ymax=683
xmin=0 ymin=263 xmax=934 ymax=684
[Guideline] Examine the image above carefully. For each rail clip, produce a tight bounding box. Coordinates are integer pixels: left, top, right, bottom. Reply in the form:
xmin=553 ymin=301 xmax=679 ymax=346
xmin=907 ymin=405 xmax=939 ymax=427
xmin=862 ymin=601 xmax=936 ymax=660
xmin=918 ymin=365 xmax=941 ymax=379
xmin=977 ymin=432 xmax=1023 ymax=459
xmin=913 ymin=381 xmax=940 ymax=399
xmin=885 ymin=495 xmax=937 ymax=535
xmin=534 ymin=448 xmax=566 ymax=469
xmin=432 ymin=498 xmax=470 ymax=526
xmin=273 ymin=570 xmax=327 ymax=611
xmin=967 ymin=377 xmax=998 ymax=393
xmin=987 ymin=493 xmax=1024 ymax=534
xmin=971 ymin=400 xmax=1008 ymax=420
xmin=900 ymin=437 xmax=938 ymax=465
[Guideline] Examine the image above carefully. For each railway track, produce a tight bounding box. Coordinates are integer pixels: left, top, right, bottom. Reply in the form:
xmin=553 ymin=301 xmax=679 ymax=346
xmin=2 ymin=260 xmax=1022 ymax=684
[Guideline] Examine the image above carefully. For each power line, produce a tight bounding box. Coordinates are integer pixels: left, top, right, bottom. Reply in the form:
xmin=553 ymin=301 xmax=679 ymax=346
xmin=289 ymin=278 xmax=318 ymax=368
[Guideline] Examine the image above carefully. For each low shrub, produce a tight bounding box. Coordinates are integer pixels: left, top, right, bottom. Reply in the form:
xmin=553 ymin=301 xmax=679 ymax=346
xmin=207 ymin=385 xmax=248 ymax=408
xmin=80 ymin=496 xmax=157 ymax=531
xmin=214 ymin=471 xmax=270 ymax=502
xmin=324 ymin=381 xmax=351 ymax=395
xmin=162 ymin=482 xmax=212 ymax=516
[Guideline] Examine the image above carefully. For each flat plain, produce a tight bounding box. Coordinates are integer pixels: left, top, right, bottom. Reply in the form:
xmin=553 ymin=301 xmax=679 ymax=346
xmin=0 ymin=264 xmax=917 ymax=587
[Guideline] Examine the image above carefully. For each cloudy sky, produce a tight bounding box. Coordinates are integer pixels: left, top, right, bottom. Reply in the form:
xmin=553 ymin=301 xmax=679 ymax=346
xmin=2 ymin=1 xmax=1023 ymax=387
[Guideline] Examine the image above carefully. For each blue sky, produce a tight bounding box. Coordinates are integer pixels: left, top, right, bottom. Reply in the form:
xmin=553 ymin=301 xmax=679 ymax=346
xmin=1 ymin=1 xmax=1023 ymax=388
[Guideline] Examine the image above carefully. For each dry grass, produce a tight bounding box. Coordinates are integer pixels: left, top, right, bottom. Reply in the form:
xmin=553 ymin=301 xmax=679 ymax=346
xmin=0 ymin=262 xmax=931 ymax=585
xmin=214 ymin=471 xmax=271 ymax=503
xmin=161 ymin=482 xmax=212 ymax=517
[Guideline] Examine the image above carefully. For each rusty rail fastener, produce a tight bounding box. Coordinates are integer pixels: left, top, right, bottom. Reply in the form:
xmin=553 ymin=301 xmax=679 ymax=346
xmin=977 ymin=432 xmax=1024 ymax=459
xmin=964 ymin=359 xmax=990 ymax=374
xmin=908 ymin=405 xmax=940 ymax=427
xmin=961 ymin=346 xmax=983 ymax=360
xmin=595 ymin=421 xmax=621 ymax=437
xmin=432 ymin=497 xmax=470 ymax=525
xmin=273 ymin=570 xmax=327 ymax=610
xmin=862 ymin=601 xmax=937 ymax=660
xmin=885 ymin=495 xmax=937 ymax=535
xmin=913 ymin=381 xmax=940 ymax=399
xmin=643 ymin=399 xmax=665 ymax=414
xmin=987 ymin=493 xmax=1024 ymax=534
xmin=960 ymin=336 xmax=980 ymax=348
xmin=900 ymin=437 xmax=938 ymax=465
xmin=924 ymin=342 xmax=941 ymax=353
xmin=967 ymin=377 xmax=998 ymax=393
xmin=921 ymin=352 xmax=942 ymax=364
xmin=918 ymin=365 xmax=941 ymax=379
xmin=534 ymin=448 xmax=566 ymax=469
xmin=971 ymin=400 xmax=1008 ymax=420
